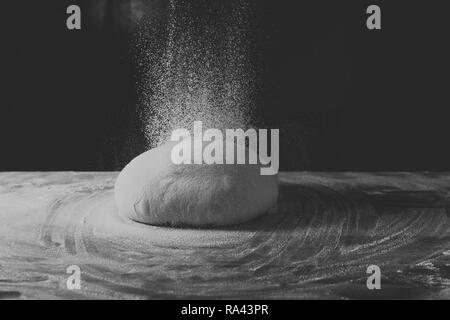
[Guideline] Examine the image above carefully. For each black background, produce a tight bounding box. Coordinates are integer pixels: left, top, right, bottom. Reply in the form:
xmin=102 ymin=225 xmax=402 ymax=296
xmin=3 ymin=0 xmax=450 ymax=171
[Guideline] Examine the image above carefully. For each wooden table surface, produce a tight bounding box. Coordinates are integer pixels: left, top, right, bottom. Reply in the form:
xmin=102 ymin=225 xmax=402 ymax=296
xmin=0 ymin=172 xmax=449 ymax=299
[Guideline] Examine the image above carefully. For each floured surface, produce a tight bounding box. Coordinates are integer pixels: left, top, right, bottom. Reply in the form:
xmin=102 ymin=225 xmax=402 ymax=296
xmin=0 ymin=172 xmax=450 ymax=299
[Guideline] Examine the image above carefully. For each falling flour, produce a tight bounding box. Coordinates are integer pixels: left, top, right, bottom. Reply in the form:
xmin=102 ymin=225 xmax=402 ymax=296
xmin=134 ymin=0 xmax=261 ymax=147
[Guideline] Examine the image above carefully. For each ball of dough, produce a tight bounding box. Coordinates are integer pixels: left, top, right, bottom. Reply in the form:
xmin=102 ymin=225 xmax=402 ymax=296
xmin=114 ymin=137 xmax=278 ymax=227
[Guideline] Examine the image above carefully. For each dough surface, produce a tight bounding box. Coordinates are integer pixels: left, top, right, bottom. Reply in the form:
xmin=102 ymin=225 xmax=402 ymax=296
xmin=114 ymin=138 xmax=278 ymax=227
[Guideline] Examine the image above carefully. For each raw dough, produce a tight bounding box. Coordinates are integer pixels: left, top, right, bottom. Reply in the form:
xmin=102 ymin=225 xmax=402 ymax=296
xmin=114 ymin=137 xmax=278 ymax=227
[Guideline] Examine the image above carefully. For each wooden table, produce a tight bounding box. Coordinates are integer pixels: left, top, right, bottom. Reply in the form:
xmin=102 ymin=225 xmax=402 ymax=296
xmin=0 ymin=172 xmax=449 ymax=299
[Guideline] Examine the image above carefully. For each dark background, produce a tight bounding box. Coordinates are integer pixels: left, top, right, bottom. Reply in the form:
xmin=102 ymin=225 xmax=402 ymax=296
xmin=3 ymin=0 xmax=450 ymax=171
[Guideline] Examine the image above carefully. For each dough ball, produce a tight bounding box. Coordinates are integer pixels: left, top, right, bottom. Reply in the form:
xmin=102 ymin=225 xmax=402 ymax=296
xmin=114 ymin=137 xmax=278 ymax=227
